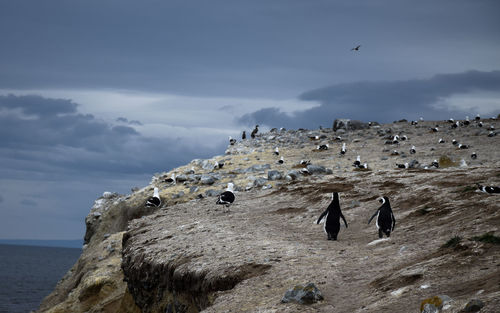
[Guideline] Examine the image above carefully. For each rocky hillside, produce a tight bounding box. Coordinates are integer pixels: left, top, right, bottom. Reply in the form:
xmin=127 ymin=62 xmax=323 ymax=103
xmin=38 ymin=117 xmax=500 ymax=313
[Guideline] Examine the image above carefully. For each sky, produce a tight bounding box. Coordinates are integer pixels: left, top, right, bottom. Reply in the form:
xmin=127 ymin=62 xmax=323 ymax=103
xmin=1 ymin=0 xmax=499 ymax=241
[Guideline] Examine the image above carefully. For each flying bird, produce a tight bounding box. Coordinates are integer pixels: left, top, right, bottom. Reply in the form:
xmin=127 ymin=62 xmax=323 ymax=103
xmin=351 ymin=45 xmax=361 ymax=51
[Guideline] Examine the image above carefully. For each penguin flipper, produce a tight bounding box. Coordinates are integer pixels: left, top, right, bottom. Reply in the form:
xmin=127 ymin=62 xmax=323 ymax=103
xmin=368 ymin=210 xmax=379 ymax=225
xmin=317 ymin=209 xmax=328 ymax=224
xmin=391 ymin=212 xmax=396 ymax=231
xmin=340 ymin=212 xmax=348 ymax=228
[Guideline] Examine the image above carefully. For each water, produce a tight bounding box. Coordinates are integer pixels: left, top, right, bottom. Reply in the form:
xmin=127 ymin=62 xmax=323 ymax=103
xmin=0 ymin=244 xmax=81 ymax=313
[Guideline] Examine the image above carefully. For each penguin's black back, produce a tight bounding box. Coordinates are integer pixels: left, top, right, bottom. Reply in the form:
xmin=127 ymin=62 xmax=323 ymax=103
xmin=217 ymin=191 xmax=235 ymax=204
xmin=377 ymin=197 xmax=394 ymax=235
xmin=324 ymin=192 xmax=342 ymax=234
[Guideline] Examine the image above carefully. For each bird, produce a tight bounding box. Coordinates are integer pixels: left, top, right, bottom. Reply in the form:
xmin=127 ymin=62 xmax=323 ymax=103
xmin=145 ymin=187 xmax=161 ymax=207
xmin=242 ymin=131 xmax=246 ymax=140
xmin=300 ymin=160 xmax=311 ymax=166
xmin=391 ymin=150 xmax=400 ymax=156
xmin=277 ymin=156 xmax=284 ymax=164
xmin=448 ymin=118 xmax=455 ymax=123
xmin=351 ymin=45 xmax=361 ymax=51
xmin=430 ymin=127 xmax=439 ymax=132
xmin=464 ymin=116 xmax=470 ymax=126
xmin=477 ymin=184 xmax=500 ymax=194
xmin=396 ymin=163 xmax=409 ymax=169
xmin=317 ymin=192 xmax=348 ymax=241
xmin=471 ymin=152 xmax=477 ymax=159
xmin=353 ymin=155 xmax=361 ymax=167
xmin=368 ymin=196 xmax=396 ymax=238
xmin=164 ymin=173 xmax=176 ymax=184
xmin=410 ymin=146 xmax=416 ymax=154
xmin=438 ymin=138 xmax=445 ymax=144
xmin=458 ymin=144 xmax=469 ymax=149
xmin=214 ymin=161 xmax=224 ymax=169
xmin=229 ymin=136 xmax=237 ymax=145
xmin=309 ymin=135 xmax=320 ymax=141
xmin=251 ymin=125 xmax=259 ymax=139
xmin=452 ymin=139 xmax=458 ymax=146
xmin=401 ymin=135 xmax=408 ymax=141
xmin=411 ymin=120 xmax=418 ymax=125
xmin=488 ymin=131 xmax=496 ymax=137
xmin=358 ymin=163 xmax=368 ymax=169
xmin=317 ymin=144 xmax=329 ymax=150
xmin=431 ymin=160 xmax=439 ymax=168
xmin=340 ymin=143 xmax=346 ymax=155
xmin=475 ymin=114 xmax=481 ymax=121
xmin=274 ymin=147 xmax=280 ymax=155
xmin=216 ymin=183 xmax=236 ymax=209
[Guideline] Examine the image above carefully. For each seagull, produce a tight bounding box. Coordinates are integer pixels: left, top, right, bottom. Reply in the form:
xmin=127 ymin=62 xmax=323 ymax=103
xmin=351 ymin=45 xmax=361 ymax=51
xmin=145 ymin=187 xmax=161 ymax=207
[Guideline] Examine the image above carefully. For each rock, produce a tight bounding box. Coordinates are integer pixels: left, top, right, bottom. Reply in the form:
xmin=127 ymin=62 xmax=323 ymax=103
xmin=102 ymin=191 xmax=116 ymax=199
xmin=262 ymin=184 xmax=272 ymax=190
xmin=286 ymin=170 xmax=300 ymax=180
xmin=267 ymin=170 xmax=283 ymax=180
xmin=200 ymin=175 xmax=215 ymax=185
xmin=205 ymin=189 xmax=221 ymax=197
xmin=306 ymin=164 xmax=327 ymax=174
xmin=462 ymin=299 xmax=484 ymax=312
xmin=188 ymin=174 xmax=201 ymax=182
xmin=244 ymin=164 xmax=271 ymax=173
xmin=189 ymin=186 xmax=199 ymax=193
xmin=172 ymin=191 xmax=185 ymax=199
xmin=253 ymin=177 xmax=268 ymax=187
xmin=333 ymin=119 xmax=369 ymax=131
xmin=422 ymin=303 xmax=439 ymax=313
xmin=281 ymin=282 xmax=324 ymax=304
xmin=175 ymin=174 xmax=188 ymax=182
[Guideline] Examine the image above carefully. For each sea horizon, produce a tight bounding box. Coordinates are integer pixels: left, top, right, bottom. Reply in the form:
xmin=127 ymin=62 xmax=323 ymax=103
xmin=0 ymin=239 xmax=83 ymax=249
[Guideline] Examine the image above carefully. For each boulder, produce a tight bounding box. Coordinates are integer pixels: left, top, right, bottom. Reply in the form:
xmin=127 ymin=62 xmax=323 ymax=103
xmin=267 ymin=170 xmax=283 ymax=180
xmin=281 ymin=282 xmax=324 ymax=304
xmin=205 ymin=189 xmax=221 ymax=197
xmin=200 ymin=175 xmax=215 ymax=185
xmin=462 ymin=299 xmax=484 ymax=312
xmin=306 ymin=164 xmax=327 ymax=174
xmin=245 ymin=164 xmax=271 ymax=173
xmin=333 ymin=119 xmax=369 ymax=132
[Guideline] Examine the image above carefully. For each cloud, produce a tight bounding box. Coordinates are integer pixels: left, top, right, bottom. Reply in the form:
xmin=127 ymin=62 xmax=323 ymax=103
xmin=20 ymin=199 xmax=37 ymax=207
xmin=238 ymin=70 xmax=500 ymax=128
xmin=117 ymin=117 xmax=143 ymax=126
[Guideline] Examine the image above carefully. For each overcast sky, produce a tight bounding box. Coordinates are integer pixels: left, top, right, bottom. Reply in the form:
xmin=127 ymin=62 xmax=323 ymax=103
xmin=1 ymin=0 xmax=499 ymax=241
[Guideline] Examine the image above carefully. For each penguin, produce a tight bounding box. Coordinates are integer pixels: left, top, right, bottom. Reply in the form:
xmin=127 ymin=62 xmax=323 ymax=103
xmin=471 ymin=152 xmax=477 ymax=159
xmin=340 ymin=143 xmax=346 ymax=155
xmin=401 ymin=135 xmax=408 ymax=141
xmin=274 ymin=147 xmax=280 ymax=155
xmin=309 ymin=135 xmax=320 ymax=141
xmin=391 ymin=150 xmax=400 ymax=156
xmin=216 ymin=183 xmax=235 ymax=207
xmin=452 ymin=139 xmax=458 ymax=146
xmin=214 ymin=161 xmax=224 ymax=169
xmin=438 ymin=138 xmax=445 ymax=144
xmin=300 ymin=159 xmax=311 ymax=165
xmin=477 ymin=184 xmax=500 ymax=194
xmin=475 ymin=114 xmax=480 ymax=121
xmin=353 ymin=155 xmax=361 ymax=167
xmin=277 ymin=156 xmax=284 ymax=164
xmin=316 ymin=192 xmax=348 ymax=240
xmin=279 ymin=127 xmax=286 ymax=132
xmin=489 ymin=125 xmax=495 ymax=131
xmin=392 ymin=135 xmax=400 ymax=144
xmin=410 ymin=146 xmax=416 ymax=154
xmin=488 ymin=131 xmax=496 ymax=137
xmin=317 ymin=144 xmax=329 ymax=150
xmin=251 ymin=125 xmax=259 ymax=139
xmin=229 ymin=136 xmax=237 ymax=145
xmin=396 ymin=163 xmax=409 ymax=169
xmin=430 ymin=127 xmax=439 ymax=132
xmin=333 ymin=136 xmax=342 ymax=141
xmin=448 ymin=118 xmax=454 ymax=123
xmin=242 ymin=131 xmax=246 ymax=140
xmin=164 ymin=173 xmax=176 ymax=184
xmin=464 ymin=116 xmax=470 ymax=126
xmin=358 ymin=163 xmax=368 ymax=169
xmin=411 ymin=120 xmax=418 ymax=125
xmin=368 ymin=196 xmax=396 ymax=238
xmin=431 ymin=160 xmax=439 ymax=168
xmin=458 ymin=144 xmax=469 ymax=149
xmin=451 ymin=121 xmax=459 ymax=129
xmin=145 ymin=187 xmax=161 ymax=207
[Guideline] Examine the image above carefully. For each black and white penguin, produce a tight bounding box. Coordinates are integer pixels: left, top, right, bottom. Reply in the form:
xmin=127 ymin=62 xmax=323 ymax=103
xmin=317 ymin=144 xmax=329 ymax=150
xmin=277 ymin=156 xmax=284 ymax=164
xmin=430 ymin=127 xmax=439 ymax=132
xmin=391 ymin=150 xmax=400 ymax=156
xmin=471 ymin=152 xmax=477 ymax=159
xmin=431 ymin=159 xmax=439 ymax=168
xmin=214 ymin=161 xmax=224 ymax=169
xmin=396 ymin=163 xmax=409 ymax=169
xmin=353 ymin=155 xmax=361 ymax=167
xmin=410 ymin=146 xmax=416 ymax=154
xmin=216 ymin=183 xmax=235 ymax=207
xmin=448 ymin=118 xmax=455 ymax=123
xmin=251 ymin=125 xmax=259 ymax=139
xmin=464 ymin=116 xmax=470 ymax=126
xmin=229 ymin=136 xmax=237 ymax=145
xmin=488 ymin=131 xmax=496 ymax=137
xmin=489 ymin=125 xmax=495 ymax=131
xmin=438 ymin=138 xmax=445 ymax=144
xmin=392 ymin=135 xmax=400 ymax=144
xmin=334 ymin=136 xmax=342 ymax=141
xmin=358 ymin=163 xmax=368 ymax=169
xmin=401 ymin=135 xmax=408 ymax=141
xmin=280 ymin=127 xmax=286 ymax=132
xmin=477 ymin=185 xmax=500 ymax=194
xmin=274 ymin=147 xmax=280 ymax=155
xmin=164 ymin=173 xmax=176 ymax=184
xmin=458 ymin=144 xmax=469 ymax=149
xmin=145 ymin=187 xmax=161 ymax=207
xmin=475 ymin=114 xmax=481 ymax=121
xmin=368 ymin=196 xmax=396 ymax=238
xmin=316 ymin=192 xmax=348 ymax=240
xmin=242 ymin=131 xmax=246 ymax=140
xmin=452 ymin=139 xmax=458 ymax=146
xmin=411 ymin=120 xmax=418 ymax=125
xmin=340 ymin=143 xmax=346 ymax=155
xmin=300 ymin=159 xmax=311 ymax=165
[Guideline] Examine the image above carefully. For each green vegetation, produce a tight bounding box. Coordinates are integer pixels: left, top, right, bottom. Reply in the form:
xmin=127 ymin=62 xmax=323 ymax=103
xmin=441 ymin=236 xmax=462 ymax=249
xmin=471 ymin=232 xmax=500 ymax=245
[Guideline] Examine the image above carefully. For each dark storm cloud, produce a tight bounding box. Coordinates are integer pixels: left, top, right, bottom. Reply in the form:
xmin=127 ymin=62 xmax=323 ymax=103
xmin=1 ymin=1 xmax=499 ymax=97
xmin=238 ymin=70 xmax=500 ymax=128
xmin=0 ymin=95 xmax=223 ymax=179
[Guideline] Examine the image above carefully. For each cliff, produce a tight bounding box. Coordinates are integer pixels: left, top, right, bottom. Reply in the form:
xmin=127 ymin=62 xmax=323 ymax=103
xmin=39 ymin=118 xmax=500 ymax=312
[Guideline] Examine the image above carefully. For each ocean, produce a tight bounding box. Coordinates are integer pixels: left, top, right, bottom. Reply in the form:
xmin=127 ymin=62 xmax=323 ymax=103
xmin=0 ymin=244 xmax=82 ymax=313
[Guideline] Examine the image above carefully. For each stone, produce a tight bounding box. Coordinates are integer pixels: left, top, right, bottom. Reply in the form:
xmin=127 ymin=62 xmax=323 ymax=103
xmin=420 ymin=295 xmax=452 ymax=312
xmin=244 ymin=164 xmax=271 ymax=173
xmin=306 ymin=164 xmax=327 ymax=174
xmin=286 ymin=170 xmax=300 ymax=180
xmin=189 ymin=186 xmax=199 ymax=193
xmin=200 ymin=175 xmax=215 ymax=185
xmin=267 ymin=170 xmax=283 ymax=180
xmin=205 ymin=189 xmax=221 ymax=197
xmin=462 ymin=299 xmax=484 ymax=312
xmin=102 ymin=191 xmax=116 ymax=199
xmin=175 ymin=174 xmax=188 ymax=182
xmin=172 ymin=191 xmax=185 ymax=199
xmin=262 ymin=184 xmax=272 ymax=190
xmin=253 ymin=177 xmax=268 ymax=187
xmin=422 ymin=303 xmax=438 ymax=313
xmin=333 ymin=118 xmax=369 ymax=131
xmin=281 ymin=282 xmax=324 ymax=304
